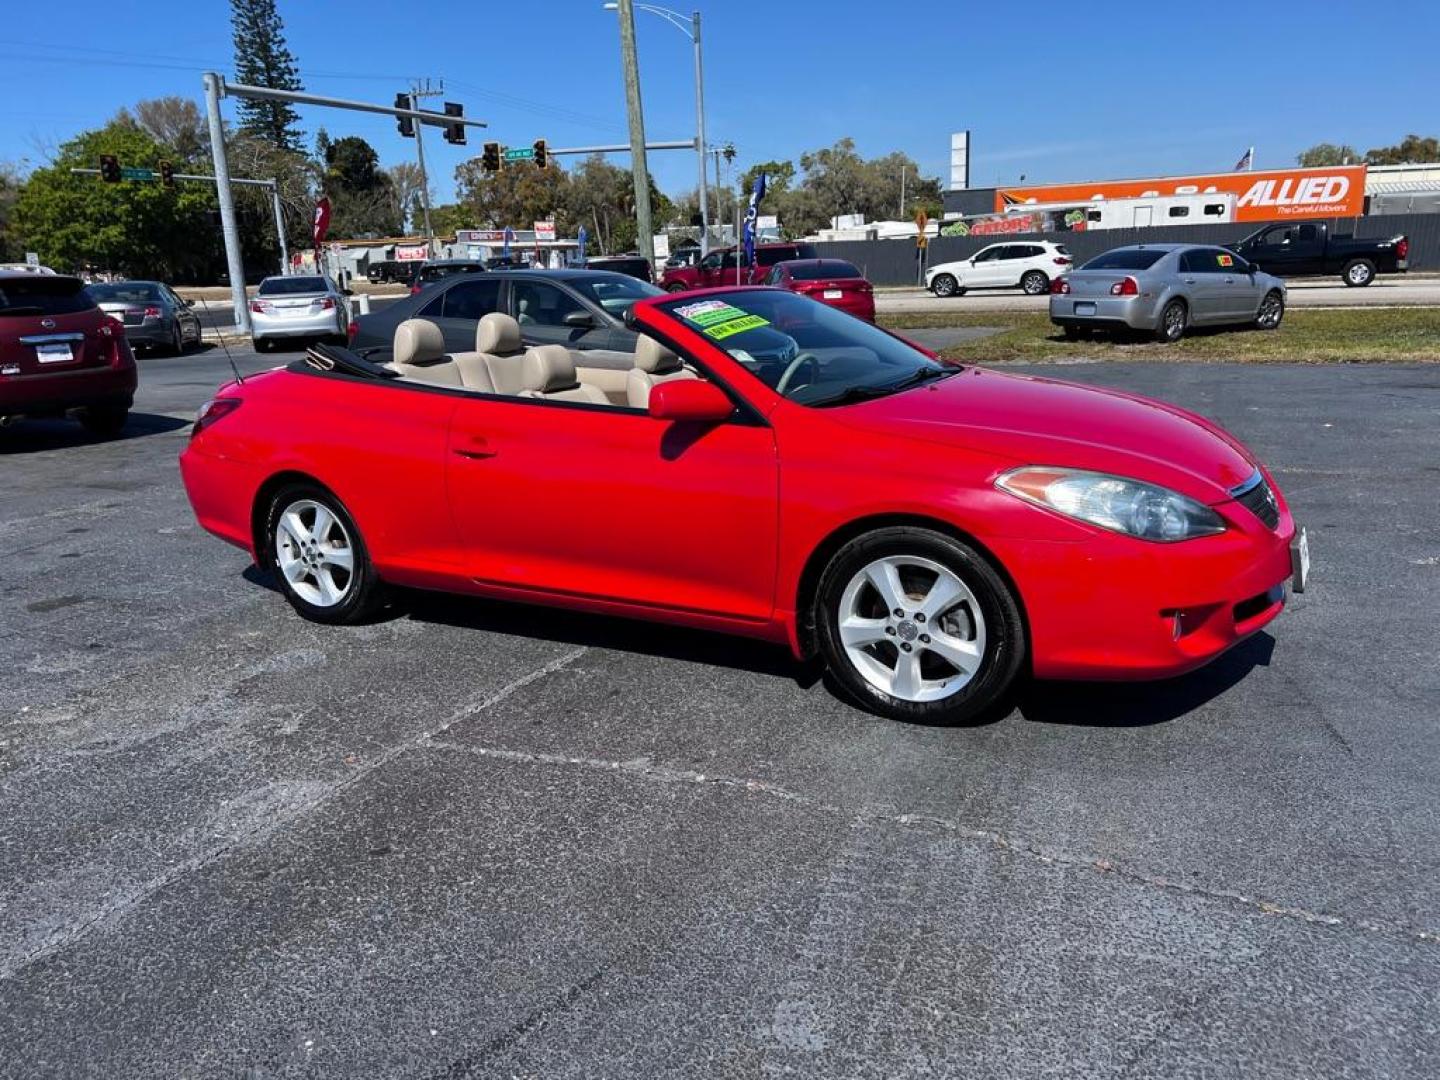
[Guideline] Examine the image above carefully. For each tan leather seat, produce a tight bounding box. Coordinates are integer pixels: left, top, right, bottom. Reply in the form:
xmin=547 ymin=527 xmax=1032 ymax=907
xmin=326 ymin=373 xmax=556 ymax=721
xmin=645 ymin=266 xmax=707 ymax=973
xmin=389 ymin=320 xmax=464 ymax=386
xmin=626 ymin=334 xmax=697 ymax=408
xmin=519 ymin=345 xmax=608 ymax=405
xmin=475 ymin=312 xmax=527 ymax=394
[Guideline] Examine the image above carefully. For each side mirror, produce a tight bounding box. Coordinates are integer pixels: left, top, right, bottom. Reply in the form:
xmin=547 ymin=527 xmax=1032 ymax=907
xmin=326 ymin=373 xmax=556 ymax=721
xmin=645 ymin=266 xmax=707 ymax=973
xmin=648 ymin=379 xmax=733 ymax=423
xmin=563 ymin=310 xmax=595 ymax=328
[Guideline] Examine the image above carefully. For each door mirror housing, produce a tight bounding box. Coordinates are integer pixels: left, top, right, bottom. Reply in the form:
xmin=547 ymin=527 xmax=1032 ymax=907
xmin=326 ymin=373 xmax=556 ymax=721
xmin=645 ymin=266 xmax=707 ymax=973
xmin=563 ymin=310 xmax=595 ymax=328
xmin=648 ymin=379 xmax=733 ymax=423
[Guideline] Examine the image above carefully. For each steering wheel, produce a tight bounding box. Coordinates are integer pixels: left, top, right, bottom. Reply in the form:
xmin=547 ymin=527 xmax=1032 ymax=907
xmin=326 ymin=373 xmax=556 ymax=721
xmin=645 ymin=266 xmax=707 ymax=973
xmin=775 ymin=352 xmax=820 ymax=397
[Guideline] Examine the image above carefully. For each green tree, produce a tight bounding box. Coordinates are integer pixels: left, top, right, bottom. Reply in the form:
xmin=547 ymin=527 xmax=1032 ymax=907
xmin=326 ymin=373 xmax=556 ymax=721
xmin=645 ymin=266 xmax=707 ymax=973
xmin=455 ymin=156 xmax=571 ymax=237
xmin=1296 ymin=142 xmax=1359 ymax=167
xmin=1365 ymin=134 xmax=1440 ymax=165
xmin=320 ymin=133 xmax=401 ymax=238
xmin=230 ymin=0 xmax=304 ymax=152
xmin=562 ymin=155 xmax=671 ymax=253
xmin=133 ymin=97 xmax=209 ymax=163
xmin=12 ymin=121 xmax=217 ymax=279
xmin=0 ymin=161 xmax=24 ymax=262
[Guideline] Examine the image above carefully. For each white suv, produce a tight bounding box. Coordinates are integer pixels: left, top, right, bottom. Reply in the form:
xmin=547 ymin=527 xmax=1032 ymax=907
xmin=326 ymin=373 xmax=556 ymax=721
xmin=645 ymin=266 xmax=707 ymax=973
xmin=926 ymin=241 xmax=1072 ymax=297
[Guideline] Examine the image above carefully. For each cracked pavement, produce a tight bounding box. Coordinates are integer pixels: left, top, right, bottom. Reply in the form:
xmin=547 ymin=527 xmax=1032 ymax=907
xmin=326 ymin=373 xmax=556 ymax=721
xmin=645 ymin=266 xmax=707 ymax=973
xmin=2 ymin=347 xmax=1438 ymax=1077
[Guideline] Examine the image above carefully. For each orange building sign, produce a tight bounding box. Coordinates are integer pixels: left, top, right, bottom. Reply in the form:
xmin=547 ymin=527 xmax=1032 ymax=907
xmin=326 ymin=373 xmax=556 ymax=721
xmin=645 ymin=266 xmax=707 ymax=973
xmin=995 ymin=165 xmax=1367 ymax=222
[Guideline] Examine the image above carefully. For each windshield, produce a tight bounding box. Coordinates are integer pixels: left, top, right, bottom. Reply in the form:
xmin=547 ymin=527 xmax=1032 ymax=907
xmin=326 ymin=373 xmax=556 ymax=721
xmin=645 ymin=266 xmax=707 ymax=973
xmin=259 ymin=276 xmax=328 ymax=295
xmin=659 ymin=289 xmax=954 ymax=408
xmin=1080 ymin=249 xmax=1167 ymax=271
xmin=86 ymin=283 xmax=162 ymax=302
xmin=568 ymin=274 xmax=662 ymax=316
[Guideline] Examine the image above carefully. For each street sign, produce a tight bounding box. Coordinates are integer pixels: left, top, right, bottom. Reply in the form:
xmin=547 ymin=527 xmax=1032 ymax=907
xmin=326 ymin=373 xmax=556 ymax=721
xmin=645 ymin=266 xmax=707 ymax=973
xmin=915 ymin=209 xmax=930 ymax=249
xmin=25 ymin=252 xmax=39 ymax=268
xmin=503 ymin=146 xmax=536 ymax=163
xmin=534 ymin=220 xmax=556 ymax=242
xmin=120 ymin=167 xmax=156 ymax=181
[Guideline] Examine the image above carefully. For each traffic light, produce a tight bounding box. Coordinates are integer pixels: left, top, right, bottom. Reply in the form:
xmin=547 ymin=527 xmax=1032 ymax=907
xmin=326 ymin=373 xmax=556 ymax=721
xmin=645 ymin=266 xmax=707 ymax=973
xmin=395 ymin=93 xmax=414 ymax=138
xmin=99 ymin=154 xmax=121 ymax=183
xmin=482 ymin=142 xmax=501 ymax=173
xmin=533 ymin=139 xmax=548 ymax=169
xmin=159 ymin=160 xmax=175 ymax=187
xmin=443 ymin=101 xmax=466 ymax=146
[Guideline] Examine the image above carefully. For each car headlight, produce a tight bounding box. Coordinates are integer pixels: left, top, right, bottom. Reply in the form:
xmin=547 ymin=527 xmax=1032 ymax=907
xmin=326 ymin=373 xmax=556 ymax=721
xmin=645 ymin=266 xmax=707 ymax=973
xmin=997 ymin=467 xmax=1226 ymax=542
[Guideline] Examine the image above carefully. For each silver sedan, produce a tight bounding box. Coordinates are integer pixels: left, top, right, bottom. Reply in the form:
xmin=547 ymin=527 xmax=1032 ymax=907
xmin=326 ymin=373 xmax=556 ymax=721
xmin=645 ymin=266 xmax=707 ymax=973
xmin=1049 ymin=244 xmax=1286 ymax=342
xmin=250 ymin=274 xmax=351 ymax=351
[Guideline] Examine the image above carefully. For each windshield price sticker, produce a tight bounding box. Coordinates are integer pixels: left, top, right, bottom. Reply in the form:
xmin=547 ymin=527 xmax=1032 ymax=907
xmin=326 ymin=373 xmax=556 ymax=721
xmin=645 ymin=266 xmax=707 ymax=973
xmin=1216 ymin=253 xmax=1235 ymax=267
xmin=705 ymin=314 xmax=770 ymax=340
xmin=674 ymin=299 xmax=750 ymax=327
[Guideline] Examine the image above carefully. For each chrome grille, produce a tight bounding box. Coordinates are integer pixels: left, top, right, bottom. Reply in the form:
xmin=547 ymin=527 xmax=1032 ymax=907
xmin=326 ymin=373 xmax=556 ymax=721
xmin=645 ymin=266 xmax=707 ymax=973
xmin=1231 ymin=471 xmax=1279 ymax=529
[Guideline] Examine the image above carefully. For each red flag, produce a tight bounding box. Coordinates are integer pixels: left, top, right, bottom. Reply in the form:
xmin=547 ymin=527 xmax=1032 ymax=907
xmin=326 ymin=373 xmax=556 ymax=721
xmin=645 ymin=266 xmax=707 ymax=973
xmin=312 ymin=197 xmax=332 ymax=247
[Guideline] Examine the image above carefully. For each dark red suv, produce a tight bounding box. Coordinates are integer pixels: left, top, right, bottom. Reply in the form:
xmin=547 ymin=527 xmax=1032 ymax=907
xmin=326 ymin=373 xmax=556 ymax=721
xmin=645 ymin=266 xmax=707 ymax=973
xmin=0 ymin=273 xmax=137 ymax=436
xmin=659 ymin=241 xmax=818 ymax=292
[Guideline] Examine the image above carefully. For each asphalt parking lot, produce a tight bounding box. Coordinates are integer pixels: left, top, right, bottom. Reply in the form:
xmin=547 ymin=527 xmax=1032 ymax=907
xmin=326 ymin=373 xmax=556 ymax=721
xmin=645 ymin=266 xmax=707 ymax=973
xmin=2 ymin=345 xmax=1439 ymax=1078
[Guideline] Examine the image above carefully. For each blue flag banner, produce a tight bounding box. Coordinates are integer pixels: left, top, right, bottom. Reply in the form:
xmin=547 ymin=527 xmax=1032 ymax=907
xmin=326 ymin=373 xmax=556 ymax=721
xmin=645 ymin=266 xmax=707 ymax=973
xmin=743 ymin=173 xmax=767 ymax=269
xmin=503 ymin=226 xmax=515 ymax=258
xmin=577 ymin=225 xmax=587 ymax=264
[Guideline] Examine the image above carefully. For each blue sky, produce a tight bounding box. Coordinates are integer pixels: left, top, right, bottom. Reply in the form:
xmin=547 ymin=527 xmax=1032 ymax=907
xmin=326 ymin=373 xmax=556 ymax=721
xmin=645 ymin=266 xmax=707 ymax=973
xmin=1 ymin=0 xmax=1434 ymax=201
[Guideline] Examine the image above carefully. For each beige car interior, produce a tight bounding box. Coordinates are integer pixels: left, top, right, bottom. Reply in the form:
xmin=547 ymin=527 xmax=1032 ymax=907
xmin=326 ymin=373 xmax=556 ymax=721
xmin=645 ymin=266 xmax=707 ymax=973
xmin=385 ymin=312 xmax=698 ymax=410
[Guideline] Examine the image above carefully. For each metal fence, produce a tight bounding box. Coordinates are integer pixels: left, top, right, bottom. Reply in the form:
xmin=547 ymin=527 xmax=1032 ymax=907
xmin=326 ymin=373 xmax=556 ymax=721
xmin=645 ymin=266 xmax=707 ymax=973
xmin=814 ymin=212 xmax=1440 ymax=286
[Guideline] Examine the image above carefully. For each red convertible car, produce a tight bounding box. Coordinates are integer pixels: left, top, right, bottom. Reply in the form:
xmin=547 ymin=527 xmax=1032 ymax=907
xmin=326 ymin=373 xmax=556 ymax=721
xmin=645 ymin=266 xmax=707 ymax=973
xmin=181 ymin=288 xmax=1307 ymax=724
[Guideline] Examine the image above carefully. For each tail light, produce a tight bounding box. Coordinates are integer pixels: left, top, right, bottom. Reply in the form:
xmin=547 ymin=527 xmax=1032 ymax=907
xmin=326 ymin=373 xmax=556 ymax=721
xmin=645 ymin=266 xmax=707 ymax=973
xmin=857 ymin=281 xmax=873 ymax=292
xmin=1110 ymin=276 xmax=1140 ymax=296
xmin=1053 ymin=257 xmax=1071 ymax=265
xmin=1396 ymin=237 xmax=1409 ymax=261
xmin=143 ymin=305 xmax=162 ymax=318
xmin=249 ymin=299 xmax=270 ymax=313
xmin=192 ymin=396 xmax=241 ymax=438
xmin=317 ymin=296 xmax=336 ymax=310
xmin=410 ymin=284 xmax=421 ymax=295
xmin=1050 ymin=277 xmax=1071 ymax=295
xmin=347 ymin=319 xmax=359 ymax=342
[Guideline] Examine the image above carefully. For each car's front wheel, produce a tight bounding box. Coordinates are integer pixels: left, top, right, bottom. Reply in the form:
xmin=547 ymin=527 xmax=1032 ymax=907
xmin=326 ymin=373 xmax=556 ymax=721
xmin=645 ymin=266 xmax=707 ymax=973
xmin=815 ymin=527 xmax=1025 ymax=725
xmin=930 ymin=273 xmax=961 ymax=298
xmin=1021 ymin=270 xmax=1049 ymax=295
xmin=264 ymin=484 xmax=384 ymax=624
xmin=1256 ymin=290 xmax=1285 ymax=330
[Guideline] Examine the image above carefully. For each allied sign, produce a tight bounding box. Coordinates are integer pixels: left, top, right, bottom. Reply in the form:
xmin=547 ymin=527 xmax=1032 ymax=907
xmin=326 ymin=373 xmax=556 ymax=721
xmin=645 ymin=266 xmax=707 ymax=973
xmin=395 ymin=245 xmax=428 ymax=262
xmin=995 ymin=164 xmax=1366 ymax=223
xmin=533 ymin=220 xmax=556 ymax=242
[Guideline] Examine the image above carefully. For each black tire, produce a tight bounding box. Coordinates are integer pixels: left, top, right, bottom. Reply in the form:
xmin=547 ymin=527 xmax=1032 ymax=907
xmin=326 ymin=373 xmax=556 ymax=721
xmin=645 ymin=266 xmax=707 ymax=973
xmin=931 ymin=273 xmax=960 ymax=298
xmin=666 ymin=283 xmax=688 ymax=293
xmin=1342 ymin=259 xmax=1375 ymax=287
xmin=814 ymin=527 xmax=1026 ymax=725
xmin=79 ymin=403 xmax=128 ymax=438
xmin=1155 ymin=299 xmax=1187 ymax=343
xmin=1255 ymin=290 xmax=1285 ymax=331
xmin=262 ymin=483 xmax=385 ymax=625
xmin=254 ymin=337 xmax=274 ymax=353
xmin=166 ymin=322 xmax=184 ymax=356
xmin=1020 ymin=270 xmax=1049 ymax=296
xmin=1061 ymin=325 xmax=1089 ymax=341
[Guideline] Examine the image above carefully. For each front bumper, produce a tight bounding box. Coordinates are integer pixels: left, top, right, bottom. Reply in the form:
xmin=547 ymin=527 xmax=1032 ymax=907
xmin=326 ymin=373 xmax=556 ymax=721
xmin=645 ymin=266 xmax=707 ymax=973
xmin=997 ymin=496 xmax=1299 ymax=681
xmin=1049 ymin=294 xmax=1159 ymax=330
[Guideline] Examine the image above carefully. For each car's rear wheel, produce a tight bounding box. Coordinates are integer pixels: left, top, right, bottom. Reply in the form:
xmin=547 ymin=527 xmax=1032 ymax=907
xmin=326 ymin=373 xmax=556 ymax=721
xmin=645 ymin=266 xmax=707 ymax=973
xmin=167 ymin=322 xmax=184 ymax=356
xmin=666 ymin=283 xmax=687 ymax=293
xmin=1342 ymin=259 xmax=1375 ymax=287
xmin=79 ymin=403 xmax=128 ymax=438
xmin=1256 ymin=290 xmax=1285 ymax=330
xmin=1021 ymin=270 xmax=1049 ymax=295
xmin=1156 ymin=299 xmax=1187 ymax=343
xmin=931 ymin=273 xmax=960 ymax=298
xmin=815 ymin=527 xmax=1025 ymax=725
xmin=1061 ymin=325 xmax=1090 ymax=341
xmin=254 ymin=337 xmax=273 ymax=353
xmin=264 ymin=484 xmax=384 ymax=624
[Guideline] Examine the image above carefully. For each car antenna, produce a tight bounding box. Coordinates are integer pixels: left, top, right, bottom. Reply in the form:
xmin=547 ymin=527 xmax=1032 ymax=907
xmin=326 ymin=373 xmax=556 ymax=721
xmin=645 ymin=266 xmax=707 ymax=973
xmin=194 ymin=292 xmax=245 ymax=385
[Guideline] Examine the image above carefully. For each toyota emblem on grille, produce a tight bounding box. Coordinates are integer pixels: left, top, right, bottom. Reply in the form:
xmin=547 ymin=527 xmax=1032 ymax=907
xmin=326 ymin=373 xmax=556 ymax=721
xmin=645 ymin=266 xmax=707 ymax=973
xmin=40 ymin=318 xmax=55 ymax=329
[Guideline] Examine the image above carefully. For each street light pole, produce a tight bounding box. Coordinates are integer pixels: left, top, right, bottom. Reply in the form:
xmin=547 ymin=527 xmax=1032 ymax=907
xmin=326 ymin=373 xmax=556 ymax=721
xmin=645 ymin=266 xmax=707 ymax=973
xmin=203 ymin=72 xmax=250 ymax=334
xmin=616 ymin=0 xmax=655 ymax=266
xmin=692 ymin=11 xmax=710 ymax=255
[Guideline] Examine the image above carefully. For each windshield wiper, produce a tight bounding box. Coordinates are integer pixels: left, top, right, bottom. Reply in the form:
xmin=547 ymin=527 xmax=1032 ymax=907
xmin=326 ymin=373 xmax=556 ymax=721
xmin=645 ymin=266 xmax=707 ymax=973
xmin=810 ymin=367 xmax=956 ymax=409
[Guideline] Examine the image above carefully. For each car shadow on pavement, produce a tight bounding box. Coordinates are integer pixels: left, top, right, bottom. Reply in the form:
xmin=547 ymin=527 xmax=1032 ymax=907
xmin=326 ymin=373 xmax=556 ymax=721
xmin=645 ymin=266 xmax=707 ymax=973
xmin=240 ymin=569 xmax=824 ymax=688
xmin=0 ymin=412 xmax=190 ymax=455
xmin=1015 ymin=632 xmax=1276 ymax=728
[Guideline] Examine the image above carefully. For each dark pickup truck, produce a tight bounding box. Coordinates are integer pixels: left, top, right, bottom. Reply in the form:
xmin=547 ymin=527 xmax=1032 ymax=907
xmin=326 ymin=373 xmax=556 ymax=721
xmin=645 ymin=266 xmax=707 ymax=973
xmin=1229 ymin=222 xmax=1408 ymax=286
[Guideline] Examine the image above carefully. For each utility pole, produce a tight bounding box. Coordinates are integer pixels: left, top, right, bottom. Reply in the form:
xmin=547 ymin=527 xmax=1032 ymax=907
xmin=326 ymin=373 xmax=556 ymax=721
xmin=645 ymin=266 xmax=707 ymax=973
xmin=204 ymin=72 xmax=250 ymax=334
xmin=616 ymin=0 xmax=655 ymax=265
xmin=691 ymin=10 xmax=709 ymax=255
xmin=899 ymin=165 xmax=907 ymax=219
xmin=408 ymin=78 xmax=441 ymax=247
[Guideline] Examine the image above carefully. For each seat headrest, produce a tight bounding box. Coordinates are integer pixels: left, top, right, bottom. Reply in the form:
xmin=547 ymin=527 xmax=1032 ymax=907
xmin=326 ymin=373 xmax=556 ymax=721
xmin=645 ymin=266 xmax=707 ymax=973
xmin=476 ymin=312 xmax=522 ymax=354
xmin=393 ymin=319 xmax=446 ymax=366
xmin=635 ymin=334 xmax=682 ymax=374
xmin=521 ymin=345 xmax=578 ymax=394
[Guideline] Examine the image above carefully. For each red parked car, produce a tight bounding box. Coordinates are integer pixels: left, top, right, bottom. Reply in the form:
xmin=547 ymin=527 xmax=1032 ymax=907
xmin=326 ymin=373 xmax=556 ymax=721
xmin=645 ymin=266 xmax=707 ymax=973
xmin=181 ymin=287 xmax=1306 ymax=725
xmin=660 ymin=242 xmax=817 ymax=292
xmin=763 ymin=258 xmax=875 ymax=322
xmin=0 ymin=272 xmax=137 ymax=436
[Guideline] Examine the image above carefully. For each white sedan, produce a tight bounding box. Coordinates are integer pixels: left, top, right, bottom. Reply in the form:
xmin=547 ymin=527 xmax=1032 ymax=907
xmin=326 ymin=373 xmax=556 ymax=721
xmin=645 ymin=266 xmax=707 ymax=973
xmin=926 ymin=241 xmax=1073 ymax=297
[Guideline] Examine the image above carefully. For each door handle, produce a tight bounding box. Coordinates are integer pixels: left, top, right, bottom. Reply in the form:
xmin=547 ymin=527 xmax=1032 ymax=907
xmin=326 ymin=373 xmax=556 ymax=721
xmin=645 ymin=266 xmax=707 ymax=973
xmin=1184 ymin=278 xmax=1197 ymax=284
xmin=454 ymin=436 xmax=497 ymax=460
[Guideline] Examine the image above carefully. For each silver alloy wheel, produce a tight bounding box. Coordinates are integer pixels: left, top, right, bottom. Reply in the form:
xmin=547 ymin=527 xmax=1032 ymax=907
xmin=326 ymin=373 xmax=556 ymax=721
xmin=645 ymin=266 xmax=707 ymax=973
xmin=275 ymin=499 xmax=355 ymax=608
xmin=1022 ymin=271 xmax=1047 ymax=295
xmin=1257 ymin=293 xmax=1284 ymax=329
xmin=837 ymin=555 xmax=987 ymax=703
xmin=1346 ymin=262 xmax=1371 ymax=285
xmin=1163 ymin=302 xmax=1186 ymax=340
xmin=932 ymin=274 xmax=958 ymax=297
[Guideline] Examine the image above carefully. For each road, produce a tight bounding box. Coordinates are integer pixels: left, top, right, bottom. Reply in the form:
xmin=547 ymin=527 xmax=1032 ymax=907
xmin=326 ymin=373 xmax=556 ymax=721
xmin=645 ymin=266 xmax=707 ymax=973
xmin=877 ymin=274 xmax=1440 ymax=314
xmin=3 ymin=349 xmax=1439 ymax=1077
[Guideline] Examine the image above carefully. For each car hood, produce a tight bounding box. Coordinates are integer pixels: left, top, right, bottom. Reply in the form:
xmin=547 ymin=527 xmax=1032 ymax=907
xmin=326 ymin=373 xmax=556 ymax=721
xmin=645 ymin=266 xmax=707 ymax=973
xmin=831 ymin=367 xmax=1257 ymax=502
